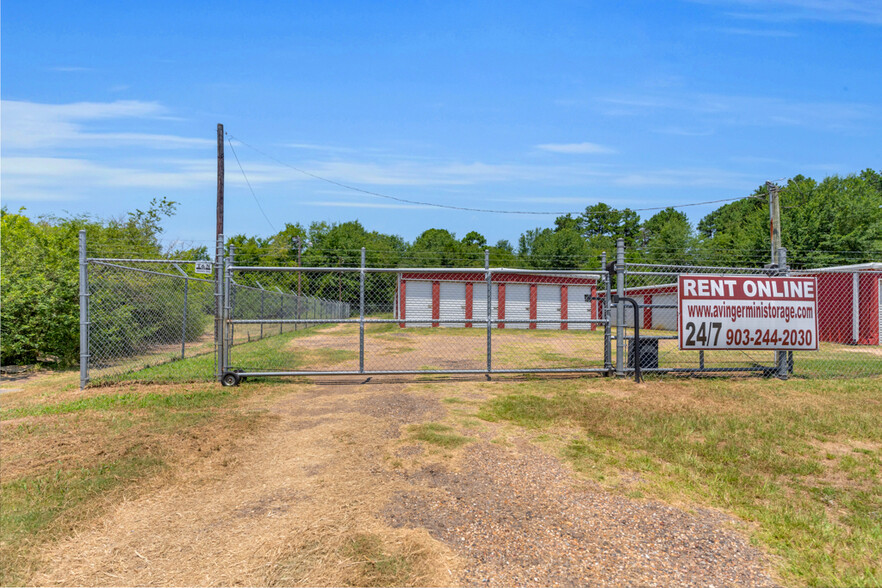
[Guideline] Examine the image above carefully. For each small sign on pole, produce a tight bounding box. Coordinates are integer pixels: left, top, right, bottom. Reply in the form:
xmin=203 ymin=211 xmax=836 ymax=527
xmin=678 ymin=275 xmax=818 ymax=350
xmin=194 ymin=261 xmax=213 ymax=275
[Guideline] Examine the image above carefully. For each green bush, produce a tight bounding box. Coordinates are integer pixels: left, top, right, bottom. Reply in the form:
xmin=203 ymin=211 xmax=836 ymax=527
xmin=0 ymin=200 xmax=185 ymax=366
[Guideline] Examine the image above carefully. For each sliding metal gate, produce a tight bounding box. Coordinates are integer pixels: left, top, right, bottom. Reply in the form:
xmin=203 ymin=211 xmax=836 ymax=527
xmin=219 ymin=249 xmax=610 ymax=384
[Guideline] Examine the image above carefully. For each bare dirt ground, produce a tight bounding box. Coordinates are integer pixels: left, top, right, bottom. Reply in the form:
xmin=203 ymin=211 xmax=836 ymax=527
xmin=29 ymin=376 xmax=781 ymax=587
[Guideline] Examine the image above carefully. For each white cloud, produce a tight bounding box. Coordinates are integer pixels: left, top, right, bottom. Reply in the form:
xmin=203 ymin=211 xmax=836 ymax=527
xmin=599 ymin=93 xmax=875 ymax=130
xmin=1 ymin=100 xmax=209 ymax=149
xmin=715 ymin=27 xmax=798 ymax=36
xmin=612 ymin=167 xmax=755 ymax=188
xmin=535 ymin=142 xmax=616 ymax=154
xmin=689 ymin=0 xmax=882 ymax=24
xmin=301 ymin=201 xmax=434 ymax=210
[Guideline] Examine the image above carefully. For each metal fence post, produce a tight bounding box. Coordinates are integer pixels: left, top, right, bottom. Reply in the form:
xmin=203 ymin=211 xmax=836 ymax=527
xmin=777 ymin=247 xmax=789 ymax=380
xmin=485 ymin=249 xmax=492 ymax=376
xmin=359 ymin=247 xmax=365 ymax=373
xmin=601 ymin=251 xmax=611 ymax=373
xmin=260 ymin=287 xmax=265 ymax=340
xmin=215 ymin=234 xmax=224 ymax=382
xmin=279 ymin=292 xmax=284 ymax=334
xmin=224 ymin=241 xmax=233 ymax=372
xmin=79 ymin=230 xmax=90 ymax=389
xmin=615 ymin=238 xmax=625 ymax=377
xmin=181 ymin=276 xmax=189 ymax=359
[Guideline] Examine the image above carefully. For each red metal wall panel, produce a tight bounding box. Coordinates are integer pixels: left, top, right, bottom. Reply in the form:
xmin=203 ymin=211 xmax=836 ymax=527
xmin=498 ymin=283 xmax=506 ymax=329
xmin=465 ymin=282 xmax=473 ymax=328
xmin=432 ymin=281 xmax=440 ymax=328
xmin=561 ymin=285 xmax=568 ymax=331
xmin=529 ymin=284 xmax=537 ymax=329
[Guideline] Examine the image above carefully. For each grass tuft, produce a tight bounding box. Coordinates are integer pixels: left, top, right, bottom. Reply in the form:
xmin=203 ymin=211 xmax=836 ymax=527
xmin=408 ymin=423 xmax=473 ymax=449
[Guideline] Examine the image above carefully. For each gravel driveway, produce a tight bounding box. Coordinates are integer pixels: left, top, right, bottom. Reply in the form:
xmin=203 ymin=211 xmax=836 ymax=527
xmin=387 ymin=439 xmax=779 ymax=587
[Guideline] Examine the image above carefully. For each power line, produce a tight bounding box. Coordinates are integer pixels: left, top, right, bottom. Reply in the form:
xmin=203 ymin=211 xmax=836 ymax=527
xmin=225 ymin=132 xmax=755 ymax=216
xmin=227 ymin=137 xmax=276 ymax=232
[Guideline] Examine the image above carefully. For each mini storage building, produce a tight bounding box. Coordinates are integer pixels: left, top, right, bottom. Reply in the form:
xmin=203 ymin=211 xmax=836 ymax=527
xmin=604 ymin=283 xmax=679 ymax=331
xmin=394 ymin=271 xmax=599 ymax=329
xmin=793 ymin=263 xmax=882 ymax=345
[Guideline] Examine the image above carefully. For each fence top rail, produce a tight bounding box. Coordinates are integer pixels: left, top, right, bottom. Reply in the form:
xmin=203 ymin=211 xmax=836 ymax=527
xmin=89 ymin=260 xmax=216 ymax=283
xmin=231 ymin=265 xmax=605 ymax=277
xmin=88 ymin=257 xmax=213 ymax=265
xmin=624 ymin=262 xmax=780 ymax=274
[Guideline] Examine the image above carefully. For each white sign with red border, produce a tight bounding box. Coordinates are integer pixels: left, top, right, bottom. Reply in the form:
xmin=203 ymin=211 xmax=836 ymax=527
xmin=678 ymin=275 xmax=818 ymax=350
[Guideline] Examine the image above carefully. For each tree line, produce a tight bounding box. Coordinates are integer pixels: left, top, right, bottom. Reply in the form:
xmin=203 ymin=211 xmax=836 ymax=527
xmin=228 ymin=169 xmax=882 ymax=270
xmin=2 ymin=170 xmax=880 ymax=366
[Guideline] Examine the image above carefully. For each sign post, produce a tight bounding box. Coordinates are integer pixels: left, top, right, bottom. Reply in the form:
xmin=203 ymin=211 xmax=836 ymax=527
xmin=678 ymin=275 xmax=818 ymax=351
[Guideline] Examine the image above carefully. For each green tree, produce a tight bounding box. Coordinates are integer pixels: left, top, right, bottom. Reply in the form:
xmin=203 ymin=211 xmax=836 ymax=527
xmin=640 ymin=207 xmax=696 ymax=265
xmin=527 ymin=228 xmax=591 ymax=270
xmin=410 ymin=228 xmax=461 ymax=267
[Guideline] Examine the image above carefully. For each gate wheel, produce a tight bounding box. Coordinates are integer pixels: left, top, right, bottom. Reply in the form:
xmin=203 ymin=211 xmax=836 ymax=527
xmin=221 ymin=372 xmax=241 ymax=387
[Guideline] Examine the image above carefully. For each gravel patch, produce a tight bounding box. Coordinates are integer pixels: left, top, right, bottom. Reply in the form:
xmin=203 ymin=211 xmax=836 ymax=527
xmin=387 ymin=442 xmax=779 ymax=587
xmin=353 ymin=391 xmax=446 ymax=438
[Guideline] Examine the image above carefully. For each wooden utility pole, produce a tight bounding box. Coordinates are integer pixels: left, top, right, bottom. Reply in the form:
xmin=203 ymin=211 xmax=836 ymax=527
xmin=217 ymin=124 xmax=224 ymax=238
xmin=766 ymin=181 xmax=782 ymax=265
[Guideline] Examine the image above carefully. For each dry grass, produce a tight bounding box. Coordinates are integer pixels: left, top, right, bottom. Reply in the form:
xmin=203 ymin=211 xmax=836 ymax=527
xmin=5 ymin=375 xmax=459 ymax=586
xmin=0 ymin=372 xmax=273 ymax=585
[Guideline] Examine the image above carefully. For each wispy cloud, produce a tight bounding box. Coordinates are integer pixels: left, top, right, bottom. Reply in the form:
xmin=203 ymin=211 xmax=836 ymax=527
xmin=611 ymin=167 xmax=755 ymax=188
xmin=689 ymin=0 xmax=882 ymax=24
xmin=599 ymin=93 xmax=875 ymax=130
xmin=1 ymin=100 xmax=207 ymax=149
xmin=282 ymin=143 xmax=356 ymax=153
xmin=48 ymin=66 xmax=94 ymax=72
xmin=715 ymin=27 xmax=798 ymax=36
xmin=302 ymin=201 xmax=434 ymax=210
xmin=535 ymin=142 xmax=616 ymax=155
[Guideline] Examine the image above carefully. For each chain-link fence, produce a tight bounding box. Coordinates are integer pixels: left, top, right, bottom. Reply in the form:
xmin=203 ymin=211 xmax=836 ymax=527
xmin=85 ymin=260 xmax=217 ymax=384
xmin=80 ymin=232 xmax=881 ymax=387
xmin=616 ymin=249 xmax=881 ymax=379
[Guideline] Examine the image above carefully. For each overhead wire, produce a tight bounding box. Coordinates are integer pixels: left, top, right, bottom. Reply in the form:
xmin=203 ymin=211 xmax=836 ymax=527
xmin=227 ymin=136 xmax=277 ymax=232
xmin=225 ymin=132 xmax=757 ymax=216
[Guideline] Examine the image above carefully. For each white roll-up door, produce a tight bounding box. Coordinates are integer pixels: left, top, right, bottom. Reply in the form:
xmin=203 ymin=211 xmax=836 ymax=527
xmin=567 ymin=286 xmax=592 ymax=330
xmin=651 ymin=293 xmax=678 ymax=331
xmin=537 ymin=285 xmax=561 ymax=330
xmin=505 ymin=284 xmax=530 ymax=329
xmin=471 ymin=282 xmax=498 ymax=327
xmin=439 ymin=282 xmax=466 ymax=328
xmin=405 ymin=280 xmax=432 ymax=327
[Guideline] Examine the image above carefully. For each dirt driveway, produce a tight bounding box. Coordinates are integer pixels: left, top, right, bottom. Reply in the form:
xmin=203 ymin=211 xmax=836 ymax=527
xmin=32 ymin=377 xmax=779 ymax=587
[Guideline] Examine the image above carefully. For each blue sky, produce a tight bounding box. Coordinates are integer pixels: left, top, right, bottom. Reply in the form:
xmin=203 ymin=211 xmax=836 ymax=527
xmin=2 ymin=0 xmax=881 ymax=248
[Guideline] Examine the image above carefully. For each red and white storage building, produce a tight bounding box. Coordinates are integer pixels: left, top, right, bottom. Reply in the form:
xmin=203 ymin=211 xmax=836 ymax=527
xmin=394 ymin=271 xmax=600 ymax=330
xmin=604 ymin=283 xmax=679 ymax=331
xmin=792 ymin=263 xmax=882 ymax=345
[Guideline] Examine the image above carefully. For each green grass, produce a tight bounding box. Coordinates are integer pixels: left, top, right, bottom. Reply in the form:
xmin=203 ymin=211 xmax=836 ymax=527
xmin=98 ymin=325 xmax=358 ymax=384
xmin=342 ymin=533 xmax=415 ymax=587
xmin=408 ymin=423 xmax=473 ymax=449
xmin=479 ymin=377 xmax=882 ymax=587
xmin=0 ymin=454 xmax=165 ymax=585
xmin=1 ymin=387 xmax=233 ymax=419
